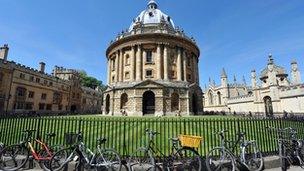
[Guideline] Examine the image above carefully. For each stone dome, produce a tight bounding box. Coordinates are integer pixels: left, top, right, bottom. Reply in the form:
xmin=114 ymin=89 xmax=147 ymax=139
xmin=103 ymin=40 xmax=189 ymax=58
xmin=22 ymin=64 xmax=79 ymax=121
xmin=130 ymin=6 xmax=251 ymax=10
xmin=260 ymin=54 xmax=287 ymax=80
xmin=129 ymin=0 xmax=175 ymax=32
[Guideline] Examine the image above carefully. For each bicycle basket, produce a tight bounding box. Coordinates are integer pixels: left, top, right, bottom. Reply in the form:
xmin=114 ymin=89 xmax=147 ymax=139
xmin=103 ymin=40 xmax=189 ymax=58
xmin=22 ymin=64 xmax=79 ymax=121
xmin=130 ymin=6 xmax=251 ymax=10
xmin=65 ymin=132 xmax=79 ymax=145
xmin=179 ymin=135 xmax=202 ymax=148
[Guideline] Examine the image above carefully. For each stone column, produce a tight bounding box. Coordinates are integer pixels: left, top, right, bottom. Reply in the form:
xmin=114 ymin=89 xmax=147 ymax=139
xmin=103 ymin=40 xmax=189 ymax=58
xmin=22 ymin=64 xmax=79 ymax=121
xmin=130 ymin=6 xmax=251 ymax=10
xmin=196 ymin=57 xmax=200 ymax=84
xmin=115 ymin=52 xmax=119 ymax=82
xmin=164 ymin=45 xmax=169 ymax=80
xmin=183 ymin=50 xmax=187 ymax=81
xmin=156 ymin=44 xmax=162 ymax=79
xmin=119 ymin=50 xmax=123 ymax=82
xmin=107 ymin=58 xmax=111 ymax=84
xmin=136 ymin=45 xmax=142 ymax=81
xmin=192 ymin=55 xmax=197 ymax=84
xmin=177 ymin=47 xmax=182 ymax=81
xmin=130 ymin=46 xmax=135 ymax=81
xmin=142 ymin=50 xmax=147 ymax=79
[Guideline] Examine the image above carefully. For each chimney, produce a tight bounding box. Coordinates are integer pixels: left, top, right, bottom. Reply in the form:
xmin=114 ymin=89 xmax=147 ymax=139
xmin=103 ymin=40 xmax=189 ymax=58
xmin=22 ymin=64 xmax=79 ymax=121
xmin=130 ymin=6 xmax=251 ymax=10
xmin=0 ymin=44 xmax=9 ymax=61
xmin=39 ymin=62 xmax=46 ymax=73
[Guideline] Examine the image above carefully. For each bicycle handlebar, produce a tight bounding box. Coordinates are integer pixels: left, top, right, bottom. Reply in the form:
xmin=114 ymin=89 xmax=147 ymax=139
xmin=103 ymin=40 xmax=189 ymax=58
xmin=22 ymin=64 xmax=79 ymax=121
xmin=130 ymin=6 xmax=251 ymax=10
xmin=145 ymin=129 xmax=160 ymax=135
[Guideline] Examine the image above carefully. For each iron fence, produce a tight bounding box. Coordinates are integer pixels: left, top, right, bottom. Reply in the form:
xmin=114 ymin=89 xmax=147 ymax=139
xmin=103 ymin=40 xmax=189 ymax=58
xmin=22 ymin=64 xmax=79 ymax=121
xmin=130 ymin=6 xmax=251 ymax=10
xmin=0 ymin=116 xmax=303 ymax=157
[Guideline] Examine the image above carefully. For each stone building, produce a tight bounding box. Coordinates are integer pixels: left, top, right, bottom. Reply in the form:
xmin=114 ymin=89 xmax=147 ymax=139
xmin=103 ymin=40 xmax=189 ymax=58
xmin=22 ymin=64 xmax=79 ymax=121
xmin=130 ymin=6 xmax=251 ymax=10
xmin=0 ymin=44 xmax=103 ymax=115
xmin=204 ymin=55 xmax=304 ymax=116
xmin=103 ymin=0 xmax=203 ymax=116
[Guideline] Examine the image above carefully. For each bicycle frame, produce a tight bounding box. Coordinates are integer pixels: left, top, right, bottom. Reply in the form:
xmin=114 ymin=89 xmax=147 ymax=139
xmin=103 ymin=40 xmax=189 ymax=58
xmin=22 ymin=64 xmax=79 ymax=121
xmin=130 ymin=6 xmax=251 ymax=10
xmin=26 ymin=138 xmax=53 ymax=161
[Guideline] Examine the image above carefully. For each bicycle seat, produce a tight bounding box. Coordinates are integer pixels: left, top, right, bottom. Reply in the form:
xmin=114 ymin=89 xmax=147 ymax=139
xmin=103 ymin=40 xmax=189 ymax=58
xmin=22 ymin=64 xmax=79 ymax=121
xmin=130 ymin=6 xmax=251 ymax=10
xmin=97 ymin=138 xmax=107 ymax=144
xmin=46 ymin=133 xmax=56 ymax=137
xmin=237 ymin=132 xmax=246 ymax=137
xmin=23 ymin=129 xmax=36 ymax=133
xmin=169 ymin=138 xmax=179 ymax=142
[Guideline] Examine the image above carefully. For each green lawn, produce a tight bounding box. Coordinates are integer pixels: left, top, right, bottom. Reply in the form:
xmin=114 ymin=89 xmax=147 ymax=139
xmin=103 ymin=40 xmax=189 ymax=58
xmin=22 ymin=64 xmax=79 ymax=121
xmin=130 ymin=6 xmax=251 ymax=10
xmin=0 ymin=115 xmax=303 ymax=157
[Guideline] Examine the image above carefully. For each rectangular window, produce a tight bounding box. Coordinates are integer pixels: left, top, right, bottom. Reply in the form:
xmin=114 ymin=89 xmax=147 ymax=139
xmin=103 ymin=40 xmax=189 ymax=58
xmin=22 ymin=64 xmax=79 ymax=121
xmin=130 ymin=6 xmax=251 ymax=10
xmin=44 ymin=80 xmax=48 ymax=85
xmin=187 ymin=74 xmax=191 ymax=81
xmin=25 ymin=103 xmax=33 ymax=110
xmin=59 ymin=105 xmax=62 ymax=110
xmin=112 ymin=59 xmax=115 ymax=70
xmin=171 ymin=70 xmax=176 ymax=78
xmin=39 ymin=103 xmax=45 ymax=110
xmin=125 ymin=55 xmax=130 ymax=65
xmin=19 ymin=73 xmax=25 ymax=79
xmin=146 ymin=70 xmax=153 ymax=78
xmin=125 ymin=72 xmax=130 ymax=79
xmin=187 ymin=57 xmax=191 ymax=66
xmin=49 ymin=82 xmax=53 ymax=86
xmin=146 ymin=51 xmax=153 ymax=63
xmin=36 ymin=78 xmax=40 ymax=83
xmin=29 ymin=76 xmax=34 ymax=82
xmin=16 ymin=87 xmax=26 ymax=97
xmin=41 ymin=93 xmax=47 ymax=100
xmin=46 ymin=104 xmax=52 ymax=110
xmin=28 ymin=91 xmax=34 ymax=98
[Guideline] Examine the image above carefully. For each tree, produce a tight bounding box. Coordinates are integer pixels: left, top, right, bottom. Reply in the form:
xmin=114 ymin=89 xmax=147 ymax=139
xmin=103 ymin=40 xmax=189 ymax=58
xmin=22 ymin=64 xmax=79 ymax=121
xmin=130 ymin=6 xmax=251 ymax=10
xmin=79 ymin=71 xmax=106 ymax=91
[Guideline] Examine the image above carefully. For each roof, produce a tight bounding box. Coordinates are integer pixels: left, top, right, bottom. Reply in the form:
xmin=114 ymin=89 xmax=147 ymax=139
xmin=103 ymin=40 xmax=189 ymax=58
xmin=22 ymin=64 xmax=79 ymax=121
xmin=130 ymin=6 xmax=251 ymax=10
xmin=129 ymin=0 xmax=175 ymax=32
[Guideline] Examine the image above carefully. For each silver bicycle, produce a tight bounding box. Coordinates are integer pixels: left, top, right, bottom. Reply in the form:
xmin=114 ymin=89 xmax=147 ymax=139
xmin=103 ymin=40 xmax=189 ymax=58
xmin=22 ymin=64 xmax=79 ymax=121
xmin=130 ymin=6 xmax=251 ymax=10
xmin=267 ymin=127 xmax=304 ymax=170
xmin=49 ymin=132 xmax=122 ymax=171
xmin=206 ymin=130 xmax=263 ymax=171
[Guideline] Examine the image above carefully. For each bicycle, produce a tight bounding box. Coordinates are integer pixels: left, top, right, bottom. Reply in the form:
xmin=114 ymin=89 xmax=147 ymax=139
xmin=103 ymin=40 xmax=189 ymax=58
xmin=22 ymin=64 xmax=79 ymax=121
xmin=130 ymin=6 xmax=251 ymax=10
xmin=0 ymin=130 xmax=63 ymax=171
xmin=127 ymin=129 xmax=203 ymax=171
xmin=206 ymin=130 xmax=263 ymax=171
xmin=266 ymin=127 xmax=304 ymax=170
xmin=49 ymin=132 xmax=122 ymax=171
xmin=0 ymin=132 xmax=4 ymax=153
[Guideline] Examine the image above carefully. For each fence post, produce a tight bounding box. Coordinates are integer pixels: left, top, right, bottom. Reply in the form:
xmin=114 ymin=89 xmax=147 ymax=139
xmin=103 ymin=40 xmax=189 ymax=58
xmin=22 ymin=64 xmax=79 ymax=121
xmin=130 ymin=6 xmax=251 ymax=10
xmin=123 ymin=120 xmax=127 ymax=156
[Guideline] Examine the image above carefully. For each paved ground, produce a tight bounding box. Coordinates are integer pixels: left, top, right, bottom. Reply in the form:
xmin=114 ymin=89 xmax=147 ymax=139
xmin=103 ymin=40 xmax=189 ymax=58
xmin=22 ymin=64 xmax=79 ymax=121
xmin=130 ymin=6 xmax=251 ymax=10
xmin=265 ymin=166 xmax=302 ymax=171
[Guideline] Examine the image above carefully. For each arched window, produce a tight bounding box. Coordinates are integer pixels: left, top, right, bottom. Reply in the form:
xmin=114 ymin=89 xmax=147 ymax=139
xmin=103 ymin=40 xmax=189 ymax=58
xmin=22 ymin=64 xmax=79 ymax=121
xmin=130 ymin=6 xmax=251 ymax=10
xmin=143 ymin=91 xmax=155 ymax=115
xmin=217 ymin=92 xmax=222 ymax=105
xmin=171 ymin=92 xmax=180 ymax=111
xmin=120 ymin=93 xmax=128 ymax=109
xmin=208 ymin=91 xmax=213 ymax=105
xmin=263 ymin=96 xmax=273 ymax=116
xmin=105 ymin=94 xmax=110 ymax=114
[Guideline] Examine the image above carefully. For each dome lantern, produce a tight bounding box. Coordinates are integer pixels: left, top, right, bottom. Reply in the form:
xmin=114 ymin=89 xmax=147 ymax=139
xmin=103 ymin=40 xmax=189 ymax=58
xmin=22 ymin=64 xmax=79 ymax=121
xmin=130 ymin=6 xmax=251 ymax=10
xmin=148 ymin=0 xmax=158 ymax=9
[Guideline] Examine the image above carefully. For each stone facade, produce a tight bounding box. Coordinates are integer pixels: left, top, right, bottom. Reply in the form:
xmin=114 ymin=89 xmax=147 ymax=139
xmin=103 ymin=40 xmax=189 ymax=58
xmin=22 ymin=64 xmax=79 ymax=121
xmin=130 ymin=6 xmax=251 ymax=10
xmin=0 ymin=45 xmax=103 ymax=115
xmin=204 ymin=55 xmax=304 ymax=116
xmin=103 ymin=1 xmax=203 ymax=116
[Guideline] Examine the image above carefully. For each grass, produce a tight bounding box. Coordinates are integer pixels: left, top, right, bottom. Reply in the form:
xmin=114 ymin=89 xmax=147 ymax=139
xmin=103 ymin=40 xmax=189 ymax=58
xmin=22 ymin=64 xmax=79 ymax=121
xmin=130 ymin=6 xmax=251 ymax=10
xmin=0 ymin=115 xmax=303 ymax=157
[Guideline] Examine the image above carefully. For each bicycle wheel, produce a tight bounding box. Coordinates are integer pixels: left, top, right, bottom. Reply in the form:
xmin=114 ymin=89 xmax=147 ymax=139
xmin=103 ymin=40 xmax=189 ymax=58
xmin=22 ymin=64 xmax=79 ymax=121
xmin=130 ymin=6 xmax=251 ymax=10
xmin=50 ymin=148 xmax=73 ymax=171
xmin=0 ymin=144 xmax=29 ymax=171
xmin=95 ymin=148 xmax=121 ymax=171
xmin=297 ymin=140 xmax=304 ymax=168
xmin=127 ymin=147 xmax=156 ymax=171
xmin=206 ymin=147 xmax=235 ymax=171
xmin=242 ymin=143 xmax=263 ymax=171
xmin=170 ymin=147 xmax=202 ymax=171
xmin=40 ymin=145 xmax=66 ymax=171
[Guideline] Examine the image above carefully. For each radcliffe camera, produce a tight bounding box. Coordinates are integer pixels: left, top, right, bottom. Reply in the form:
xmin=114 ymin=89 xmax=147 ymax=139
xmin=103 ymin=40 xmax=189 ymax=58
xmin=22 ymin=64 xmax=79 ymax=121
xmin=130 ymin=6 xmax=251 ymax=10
xmin=0 ymin=1 xmax=303 ymax=171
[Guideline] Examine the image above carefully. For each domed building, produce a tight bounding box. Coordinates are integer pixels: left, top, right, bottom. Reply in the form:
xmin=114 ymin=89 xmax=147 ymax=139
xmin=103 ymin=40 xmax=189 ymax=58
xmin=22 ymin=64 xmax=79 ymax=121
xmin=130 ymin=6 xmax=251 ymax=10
xmin=103 ymin=0 xmax=203 ymax=116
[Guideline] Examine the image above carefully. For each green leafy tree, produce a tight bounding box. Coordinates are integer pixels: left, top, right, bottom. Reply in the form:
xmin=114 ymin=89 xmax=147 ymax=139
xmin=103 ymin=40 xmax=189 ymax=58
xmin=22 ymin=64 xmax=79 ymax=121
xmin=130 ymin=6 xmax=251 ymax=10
xmin=79 ymin=71 xmax=106 ymax=91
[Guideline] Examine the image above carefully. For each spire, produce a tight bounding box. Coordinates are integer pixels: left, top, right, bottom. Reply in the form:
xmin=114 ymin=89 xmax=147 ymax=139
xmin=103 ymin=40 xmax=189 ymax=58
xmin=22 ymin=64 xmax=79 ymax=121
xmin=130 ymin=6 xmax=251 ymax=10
xmin=242 ymin=75 xmax=247 ymax=85
xmin=221 ymin=68 xmax=227 ymax=78
xmin=233 ymin=75 xmax=237 ymax=84
xmin=148 ymin=0 xmax=158 ymax=9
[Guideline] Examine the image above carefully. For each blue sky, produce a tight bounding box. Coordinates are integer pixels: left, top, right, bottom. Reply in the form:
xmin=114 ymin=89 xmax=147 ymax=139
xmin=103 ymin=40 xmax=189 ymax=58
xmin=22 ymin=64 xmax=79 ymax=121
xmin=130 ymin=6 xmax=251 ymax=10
xmin=1 ymin=0 xmax=303 ymax=87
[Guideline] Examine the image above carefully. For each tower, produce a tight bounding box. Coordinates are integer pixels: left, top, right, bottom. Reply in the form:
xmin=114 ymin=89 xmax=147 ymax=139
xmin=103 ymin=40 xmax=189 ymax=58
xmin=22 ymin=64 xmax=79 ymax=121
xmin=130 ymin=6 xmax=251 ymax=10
xmin=251 ymin=70 xmax=257 ymax=88
xmin=221 ymin=68 xmax=228 ymax=87
xmin=291 ymin=60 xmax=301 ymax=85
xmin=0 ymin=44 xmax=9 ymax=61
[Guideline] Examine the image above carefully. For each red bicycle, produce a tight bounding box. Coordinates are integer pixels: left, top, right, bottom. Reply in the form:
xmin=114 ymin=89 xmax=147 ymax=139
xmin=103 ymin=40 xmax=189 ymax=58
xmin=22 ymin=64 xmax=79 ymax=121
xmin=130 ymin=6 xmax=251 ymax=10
xmin=0 ymin=130 xmax=64 ymax=171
